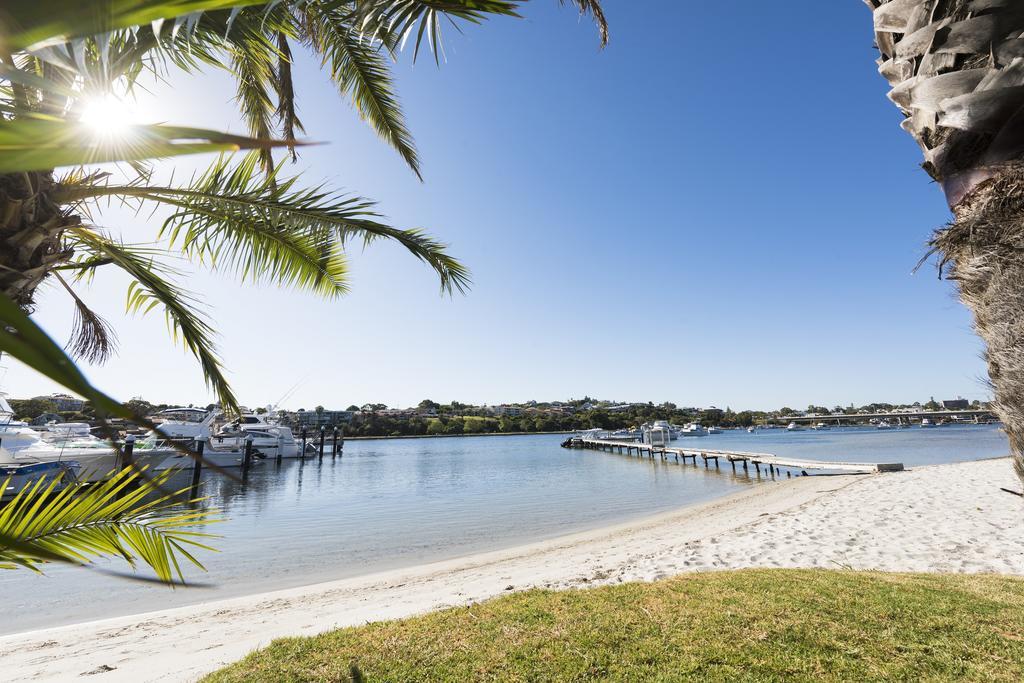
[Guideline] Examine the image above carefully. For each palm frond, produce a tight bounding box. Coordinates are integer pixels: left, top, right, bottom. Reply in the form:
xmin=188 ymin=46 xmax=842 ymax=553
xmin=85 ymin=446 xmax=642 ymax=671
xmin=353 ymin=1 xmax=521 ymax=63
xmin=64 ymin=228 xmax=241 ymax=412
xmin=305 ymin=3 xmax=421 ymax=177
xmin=54 ymin=272 xmax=118 ymax=364
xmin=273 ymin=31 xmax=304 ymax=158
xmin=2 ymin=0 xmax=265 ymax=52
xmin=60 ymin=156 xmax=469 ymax=295
xmin=0 ymin=291 xmax=138 ymax=422
xmin=230 ymin=41 xmax=279 ymax=173
xmin=0 ymin=467 xmax=218 ymax=585
xmin=0 ymin=115 xmax=304 ymax=174
xmin=558 ymin=0 xmax=608 ymax=47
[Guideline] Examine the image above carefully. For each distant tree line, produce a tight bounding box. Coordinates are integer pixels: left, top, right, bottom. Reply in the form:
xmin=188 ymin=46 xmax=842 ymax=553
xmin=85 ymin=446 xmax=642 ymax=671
xmin=339 ymin=405 xmax=768 ymax=438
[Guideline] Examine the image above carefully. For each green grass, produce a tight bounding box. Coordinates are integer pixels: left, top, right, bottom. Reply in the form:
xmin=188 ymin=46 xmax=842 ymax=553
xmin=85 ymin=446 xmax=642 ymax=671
xmin=205 ymin=570 xmax=1024 ymax=682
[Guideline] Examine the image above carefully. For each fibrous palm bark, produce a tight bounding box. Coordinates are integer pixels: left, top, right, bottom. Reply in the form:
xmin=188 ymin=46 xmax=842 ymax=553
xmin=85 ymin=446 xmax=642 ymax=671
xmin=0 ymin=171 xmax=76 ymax=310
xmin=866 ymin=0 xmax=1024 ymax=481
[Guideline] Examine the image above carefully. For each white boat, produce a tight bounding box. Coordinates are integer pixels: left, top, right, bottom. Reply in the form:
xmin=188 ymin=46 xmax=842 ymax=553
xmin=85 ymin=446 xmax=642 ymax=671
xmin=214 ymin=413 xmax=301 ymax=458
xmin=0 ymin=460 xmax=81 ymax=501
xmin=920 ymin=418 xmax=936 ymax=428
xmin=876 ymin=420 xmax=892 ymax=430
xmin=649 ymin=420 xmax=678 ymax=441
xmin=642 ymin=424 xmax=671 ymax=446
xmin=13 ymin=435 xmax=177 ymax=482
xmin=152 ymin=441 xmax=258 ymax=470
xmin=0 ymin=395 xmax=51 ymax=452
xmin=811 ymin=422 xmax=831 ymax=431
xmin=39 ymin=422 xmax=93 ymax=440
xmin=786 ymin=422 xmax=804 ymax=431
xmin=706 ymin=426 xmax=723 ymax=434
xmin=680 ymin=423 xmax=708 ymax=437
xmin=747 ymin=426 xmax=756 ymax=433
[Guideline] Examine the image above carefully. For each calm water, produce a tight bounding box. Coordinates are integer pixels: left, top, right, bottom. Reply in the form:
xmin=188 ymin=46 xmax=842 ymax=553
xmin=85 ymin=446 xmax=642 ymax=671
xmin=0 ymin=425 xmax=1008 ymax=634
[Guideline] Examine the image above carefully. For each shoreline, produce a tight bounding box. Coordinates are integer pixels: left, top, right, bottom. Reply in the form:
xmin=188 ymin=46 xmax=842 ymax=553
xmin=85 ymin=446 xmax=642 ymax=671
xmin=3 ymin=457 xmax=1022 ymax=681
xmin=343 ymin=430 xmax=572 ymax=441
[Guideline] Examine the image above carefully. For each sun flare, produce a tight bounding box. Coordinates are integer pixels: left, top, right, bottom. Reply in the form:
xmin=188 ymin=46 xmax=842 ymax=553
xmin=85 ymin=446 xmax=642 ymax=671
xmin=78 ymin=94 xmax=138 ymax=137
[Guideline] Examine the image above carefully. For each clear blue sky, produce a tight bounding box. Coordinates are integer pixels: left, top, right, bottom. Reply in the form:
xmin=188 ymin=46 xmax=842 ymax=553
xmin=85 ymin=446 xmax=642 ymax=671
xmin=4 ymin=1 xmax=990 ymax=411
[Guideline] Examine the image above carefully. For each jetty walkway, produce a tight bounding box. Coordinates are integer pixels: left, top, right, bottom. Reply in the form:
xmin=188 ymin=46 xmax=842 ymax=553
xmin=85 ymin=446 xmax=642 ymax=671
xmin=564 ymin=438 xmax=904 ymax=475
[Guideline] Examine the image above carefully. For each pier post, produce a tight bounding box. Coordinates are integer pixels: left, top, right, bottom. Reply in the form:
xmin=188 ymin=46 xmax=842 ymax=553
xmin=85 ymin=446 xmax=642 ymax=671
xmin=300 ymin=429 xmax=307 ymax=459
xmin=190 ymin=438 xmax=205 ymax=492
xmin=702 ymin=453 xmax=708 ymax=468
xmin=318 ymin=426 xmax=326 ymax=462
xmin=730 ymin=459 xmax=736 ymax=472
xmin=242 ymin=436 xmax=253 ymax=481
xmin=742 ymin=460 xmax=748 ymax=472
xmin=332 ymin=427 xmax=339 ymax=459
xmin=118 ymin=435 xmax=135 ymax=472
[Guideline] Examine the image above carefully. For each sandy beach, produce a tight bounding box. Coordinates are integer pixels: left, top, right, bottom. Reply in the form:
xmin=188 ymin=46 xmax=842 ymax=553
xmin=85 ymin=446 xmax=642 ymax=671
xmin=3 ymin=457 xmax=1022 ymax=682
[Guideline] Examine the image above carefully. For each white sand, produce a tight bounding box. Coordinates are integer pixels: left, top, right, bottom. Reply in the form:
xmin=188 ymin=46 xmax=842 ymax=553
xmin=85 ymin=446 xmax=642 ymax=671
xmin=3 ymin=457 xmax=1023 ymax=682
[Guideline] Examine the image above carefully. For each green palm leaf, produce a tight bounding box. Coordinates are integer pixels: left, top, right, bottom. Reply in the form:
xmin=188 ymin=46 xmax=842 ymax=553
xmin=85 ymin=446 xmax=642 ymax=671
xmin=1 ymin=0 xmax=265 ymax=51
xmin=0 ymin=291 xmax=137 ymax=421
xmin=64 ymin=229 xmax=242 ymax=412
xmin=0 ymin=115 xmax=303 ymax=173
xmin=60 ymin=155 xmax=469 ymax=295
xmin=305 ymin=3 xmax=421 ymax=177
xmin=0 ymin=467 xmax=219 ymax=584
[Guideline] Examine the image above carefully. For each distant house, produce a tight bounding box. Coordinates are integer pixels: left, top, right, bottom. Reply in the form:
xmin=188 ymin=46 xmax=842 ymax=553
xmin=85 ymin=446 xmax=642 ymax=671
xmin=942 ymin=398 xmax=970 ymax=410
xmin=291 ymin=410 xmax=354 ymax=428
xmin=490 ymin=404 xmax=522 ymax=417
xmin=32 ymin=393 xmax=85 ymax=412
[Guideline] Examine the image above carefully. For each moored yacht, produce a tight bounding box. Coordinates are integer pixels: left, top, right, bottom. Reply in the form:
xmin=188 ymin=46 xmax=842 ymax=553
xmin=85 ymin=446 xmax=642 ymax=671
xmin=876 ymin=420 xmax=892 ymax=430
xmin=920 ymin=418 xmax=936 ymax=428
xmin=215 ymin=413 xmax=301 ymax=458
xmin=786 ymin=422 xmax=804 ymax=432
xmin=812 ymin=422 xmax=831 ymax=430
xmin=706 ymin=425 xmax=723 ymax=434
xmin=680 ymin=423 xmax=708 ymax=437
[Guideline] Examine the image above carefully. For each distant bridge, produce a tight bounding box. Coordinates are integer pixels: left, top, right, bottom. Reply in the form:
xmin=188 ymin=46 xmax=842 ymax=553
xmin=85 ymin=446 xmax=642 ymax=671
xmin=772 ymin=409 xmax=996 ymax=424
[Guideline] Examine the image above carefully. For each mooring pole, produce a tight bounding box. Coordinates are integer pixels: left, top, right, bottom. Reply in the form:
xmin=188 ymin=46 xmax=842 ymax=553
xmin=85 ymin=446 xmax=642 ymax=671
xmin=331 ymin=427 xmax=339 ymax=459
xmin=318 ymin=426 xmax=325 ymax=462
xmin=190 ymin=438 xmax=205 ymax=492
xmin=300 ymin=428 xmax=307 ymax=459
xmin=118 ymin=434 xmax=136 ymax=472
xmin=242 ymin=436 xmax=253 ymax=481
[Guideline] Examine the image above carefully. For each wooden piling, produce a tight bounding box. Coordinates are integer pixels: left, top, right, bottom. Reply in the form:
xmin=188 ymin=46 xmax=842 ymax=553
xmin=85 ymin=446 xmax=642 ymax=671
xmin=242 ymin=437 xmax=253 ymax=480
xmin=190 ymin=438 xmax=205 ymax=492
xmin=118 ymin=435 xmax=135 ymax=472
xmin=318 ymin=427 xmax=326 ymax=462
xmin=332 ymin=427 xmax=339 ymax=459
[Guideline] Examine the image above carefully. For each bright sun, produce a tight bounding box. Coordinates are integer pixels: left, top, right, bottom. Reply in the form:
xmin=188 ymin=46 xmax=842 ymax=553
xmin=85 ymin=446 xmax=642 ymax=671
xmin=78 ymin=95 xmax=138 ymax=136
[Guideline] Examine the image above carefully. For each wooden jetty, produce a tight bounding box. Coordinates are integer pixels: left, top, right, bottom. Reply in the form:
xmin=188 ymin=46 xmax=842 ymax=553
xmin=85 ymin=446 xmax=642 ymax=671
xmin=563 ymin=438 xmax=903 ymax=475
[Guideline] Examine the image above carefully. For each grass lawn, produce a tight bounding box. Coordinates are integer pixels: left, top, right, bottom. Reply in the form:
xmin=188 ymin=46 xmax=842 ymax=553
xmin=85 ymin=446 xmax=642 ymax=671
xmin=205 ymin=569 xmax=1024 ymax=682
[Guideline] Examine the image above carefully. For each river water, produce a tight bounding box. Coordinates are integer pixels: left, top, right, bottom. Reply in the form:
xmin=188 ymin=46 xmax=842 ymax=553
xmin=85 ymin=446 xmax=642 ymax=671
xmin=0 ymin=424 xmax=1008 ymax=634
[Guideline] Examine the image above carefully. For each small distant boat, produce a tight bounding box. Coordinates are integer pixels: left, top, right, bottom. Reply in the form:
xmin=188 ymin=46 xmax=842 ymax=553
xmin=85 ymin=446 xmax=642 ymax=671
xmin=680 ymin=423 xmax=708 ymax=437
xmin=706 ymin=426 xmax=722 ymax=434
xmin=747 ymin=426 xmax=756 ymax=433
xmin=812 ymin=422 xmax=831 ymax=431
xmin=876 ymin=421 xmax=892 ymax=430
xmin=920 ymin=418 xmax=936 ymax=428
xmin=786 ymin=422 xmax=804 ymax=432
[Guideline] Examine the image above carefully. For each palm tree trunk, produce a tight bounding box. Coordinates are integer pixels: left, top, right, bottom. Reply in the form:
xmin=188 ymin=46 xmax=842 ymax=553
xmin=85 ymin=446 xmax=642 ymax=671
xmin=0 ymin=171 xmax=77 ymax=311
xmin=866 ymin=0 xmax=1024 ymax=482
